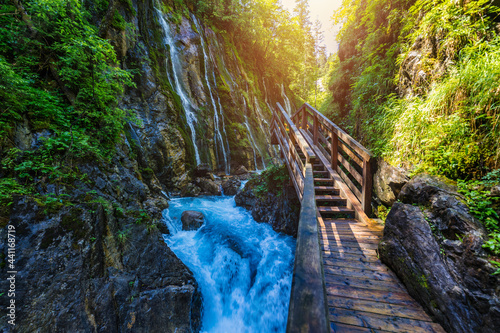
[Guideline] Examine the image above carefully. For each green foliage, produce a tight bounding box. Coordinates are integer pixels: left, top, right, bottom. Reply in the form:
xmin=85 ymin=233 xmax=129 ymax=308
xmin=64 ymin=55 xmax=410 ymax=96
xmin=249 ymin=164 xmax=289 ymax=198
xmin=112 ymin=10 xmax=127 ymax=30
xmin=324 ymin=0 xmax=500 ymax=180
xmin=0 ymin=0 xmax=135 ymax=212
xmin=458 ymin=170 xmax=500 ymax=255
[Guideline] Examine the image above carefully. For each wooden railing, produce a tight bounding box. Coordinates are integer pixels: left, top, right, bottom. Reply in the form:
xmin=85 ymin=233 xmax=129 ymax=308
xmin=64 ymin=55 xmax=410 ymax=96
xmin=270 ymin=103 xmax=329 ymax=333
xmin=292 ymin=103 xmax=374 ymax=215
xmin=271 ymin=103 xmax=316 ymax=200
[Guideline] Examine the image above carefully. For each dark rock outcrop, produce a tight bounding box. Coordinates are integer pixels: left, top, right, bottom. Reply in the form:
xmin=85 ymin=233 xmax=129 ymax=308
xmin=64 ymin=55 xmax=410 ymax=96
xmin=221 ymin=178 xmax=241 ymax=196
xmin=194 ymin=178 xmax=221 ymax=196
xmin=181 ymin=211 xmax=205 ymax=231
xmin=373 ymin=158 xmax=409 ymax=206
xmin=235 ymin=178 xmax=300 ymax=236
xmin=379 ymin=174 xmax=500 ymax=333
xmin=0 ymin=160 xmax=202 ymax=332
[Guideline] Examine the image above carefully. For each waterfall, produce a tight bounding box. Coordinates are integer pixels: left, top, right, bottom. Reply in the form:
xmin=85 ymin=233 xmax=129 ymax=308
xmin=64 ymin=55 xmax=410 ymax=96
xmin=156 ymin=6 xmax=201 ymax=165
xmin=281 ymin=83 xmax=292 ymax=115
xmin=193 ymin=17 xmax=230 ymax=174
xmin=162 ymin=196 xmax=295 ymax=332
xmin=242 ymin=98 xmax=266 ymax=170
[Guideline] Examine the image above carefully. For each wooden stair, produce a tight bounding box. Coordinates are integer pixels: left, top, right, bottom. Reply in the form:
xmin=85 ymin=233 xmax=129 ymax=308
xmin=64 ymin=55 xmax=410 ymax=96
xmin=312 ymin=160 xmax=444 ymax=332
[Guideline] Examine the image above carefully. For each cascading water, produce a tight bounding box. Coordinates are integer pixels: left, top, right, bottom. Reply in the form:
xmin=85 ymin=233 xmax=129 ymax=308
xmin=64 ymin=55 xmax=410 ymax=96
xmin=242 ymin=98 xmax=266 ymax=170
xmin=193 ymin=17 xmax=230 ymax=174
xmin=281 ymin=83 xmax=292 ymax=115
xmin=156 ymin=6 xmax=201 ymax=165
xmin=162 ymin=195 xmax=295 ymax=332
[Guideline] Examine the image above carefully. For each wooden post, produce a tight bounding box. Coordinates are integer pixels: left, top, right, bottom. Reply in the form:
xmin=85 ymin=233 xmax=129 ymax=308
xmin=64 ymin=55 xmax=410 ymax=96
xmin=362 ymin=158 xmax=373 ymax=216
xmin=301 ymin=109 xmax=307 ymax=130
xmin=313 ymin=113 xmax=318 ymax=145
xmin=330 ymin=131 xmax=338 ymax=171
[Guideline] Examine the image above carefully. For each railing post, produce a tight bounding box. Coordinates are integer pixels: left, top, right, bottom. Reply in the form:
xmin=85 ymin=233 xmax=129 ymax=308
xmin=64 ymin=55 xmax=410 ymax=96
xmin=313 ymin=113 xmax=318 ymax=145
xmin=362 ymin=158 xmax=373 ymax=216
xmin=330 ymin=131 xmax=338 ymax=171
xmin=301 ymin=109 xmax=307 ymax=130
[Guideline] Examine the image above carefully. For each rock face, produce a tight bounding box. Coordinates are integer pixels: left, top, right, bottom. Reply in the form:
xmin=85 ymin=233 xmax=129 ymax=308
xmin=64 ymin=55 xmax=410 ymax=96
xmin=181 ymin=211 xmax=205 ymax=231
xmin=0 ymin=160 xmax=202 ymax=332
xmin=379 ymin=174 xmax=500 ymax=333
xmin=235 ymin=174 xmax=300 ymax=236
xmin=373 ymin=158 xmax=409 ymax=206
xmin=221 ymin=178 xmax=241 ymax=196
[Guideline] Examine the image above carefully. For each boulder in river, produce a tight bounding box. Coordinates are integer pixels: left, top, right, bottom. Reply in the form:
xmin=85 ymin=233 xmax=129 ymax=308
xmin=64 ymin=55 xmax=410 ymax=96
xmin=194 ymin=178 xmax=221 ymax=196
xmin=193 ymin=163 xmax=211 ymax=178
xmin=221 ymin=178 xmax=241 ymax=196
xmin=181 ymin=210 xmax=205 ymax=230
xmin=379 ymin=174 xmax=499 ymax=333
xmin=233 ymin=165 xmax=249 ymax=175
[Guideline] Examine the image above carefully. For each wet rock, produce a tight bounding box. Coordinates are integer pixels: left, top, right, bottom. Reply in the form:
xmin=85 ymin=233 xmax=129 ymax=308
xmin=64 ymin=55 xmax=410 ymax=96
xmin=235 ymin=176 xmax=299 ymax=236
xmin=490 ymin=185 xmax=500 ymax=197
xmin=373 ymin=158 xmax=409 ymax=206
xmin=379 ymin=174 xmax=499 ymax=333
xmin=193 ymin=163 xmax=211 ymax=178
xmin=233 ymin=165 xmax=249 ymax=175
xmin=221 ymin=178 xmax=241 ymax=196
xmin=181 ymin=210 xmax=205 ymax=230
xmin=194 ymin=178 xmax=221 ymax=196
xmin=181 ymin=183 xmax=201 ymax=197
xmin=398 ymin=174 xmax=487 ymax=239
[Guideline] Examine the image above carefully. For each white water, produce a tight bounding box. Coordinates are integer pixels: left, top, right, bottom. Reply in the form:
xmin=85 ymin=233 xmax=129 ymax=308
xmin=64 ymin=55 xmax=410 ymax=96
xmin=242 ymin=98 xmax=266 ymax=170
xmin=281 ymin=83 xmax=292 ymax=115
xmin=156 ymin=7 xmax=201 ymax=165
xmin=193 ymin=17 xmax=230 ymax=174
xmin=162 ymin=196 xmax=295 ymax=332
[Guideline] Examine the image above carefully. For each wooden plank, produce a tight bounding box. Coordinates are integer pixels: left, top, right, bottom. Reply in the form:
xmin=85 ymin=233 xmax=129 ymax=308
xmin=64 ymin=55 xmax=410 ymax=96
xmin=323 ymin=265 xmax=401 ymax=282
xmin=324 ymin=275 xmax=406 ymax=293
xmin=318 ymin=206 xmax=355 ymax=214
xmin=338 ymin=141 xmax=363 ymax=168
xmin=337 ymin=166 xmax=362 ymax=200
xmin=326 ymin=284 xmax=419 ymax=307
xmin=322 ymin=258 xmax=388 ymax=271
xmin=328 ymin=308 xmax=445 ymax=333
xmin=287 ymin=164 xmax=330 ymax=333
xmin=330 ymin=321 xmax=393 ymax=333
xmin=338 ymin=154 xmax=363 ymax=185
xmin=320 ymin=235 xmax=380 ymax=244
xmin=328 ymin=296 xmax=431 ymax=322
xmin=322 ymin=251 xmax=380 ymax=262
xmin=322 ymin=245 xmax=378 ymax=257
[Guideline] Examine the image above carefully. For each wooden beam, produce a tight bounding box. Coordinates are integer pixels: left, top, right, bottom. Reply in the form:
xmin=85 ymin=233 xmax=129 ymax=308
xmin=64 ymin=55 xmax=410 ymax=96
xmin=287 ymin=164 xmax=330 ymax=333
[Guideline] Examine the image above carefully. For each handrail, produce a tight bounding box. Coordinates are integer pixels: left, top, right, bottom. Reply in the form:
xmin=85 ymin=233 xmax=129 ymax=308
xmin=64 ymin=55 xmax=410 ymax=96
xmin=269 ymin=104 xmax=329 ymax=332
xmin=276 ymin=103 xmax=316 ymax=163
xmin=294 ymin=103 xmax=374 ymax=215
xmin=286 ymin=164 xmax=329 ymax=333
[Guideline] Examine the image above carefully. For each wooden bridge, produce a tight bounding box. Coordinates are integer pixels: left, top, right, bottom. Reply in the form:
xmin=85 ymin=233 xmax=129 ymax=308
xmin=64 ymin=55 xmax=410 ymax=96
xmin=270 ymin=103 xmax=445 ymax=333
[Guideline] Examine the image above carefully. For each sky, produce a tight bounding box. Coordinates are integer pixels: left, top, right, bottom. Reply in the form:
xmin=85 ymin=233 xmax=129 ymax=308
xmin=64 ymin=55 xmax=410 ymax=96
xmin=280 ymin=0 xmax=344 ymax=55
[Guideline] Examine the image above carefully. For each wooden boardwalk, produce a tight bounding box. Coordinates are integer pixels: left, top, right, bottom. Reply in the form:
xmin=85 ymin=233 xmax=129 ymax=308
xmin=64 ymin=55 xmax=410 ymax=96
xmin=271 ymin=102 xmax=445 ymax=332
xmin=314 ymin=161 xmax=445 ymax=332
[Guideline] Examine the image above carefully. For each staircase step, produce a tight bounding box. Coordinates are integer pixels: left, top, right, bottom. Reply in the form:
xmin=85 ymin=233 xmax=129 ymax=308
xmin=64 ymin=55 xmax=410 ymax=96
xmin=314 ymin=186 xmax=340 ymax=195
xmin=318 ymin=206 xmax=355 ymax=215
xmin=313 ymin=170 xmax=329 ymax=175
xmin=315 ymin=195 xmax=347 ymax=205
xmin=314 ymin=178 xmax=333 ymax=183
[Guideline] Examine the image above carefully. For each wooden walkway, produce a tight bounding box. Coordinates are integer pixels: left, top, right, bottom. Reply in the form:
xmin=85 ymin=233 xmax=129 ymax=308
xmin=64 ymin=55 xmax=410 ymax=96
xmin=271 ymin=103 xmax=445 ymax=332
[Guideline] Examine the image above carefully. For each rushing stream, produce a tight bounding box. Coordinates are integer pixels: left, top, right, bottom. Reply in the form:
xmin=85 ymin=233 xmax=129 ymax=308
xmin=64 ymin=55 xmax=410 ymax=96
xmin=162 ymin=194 xmax=295 ymax=332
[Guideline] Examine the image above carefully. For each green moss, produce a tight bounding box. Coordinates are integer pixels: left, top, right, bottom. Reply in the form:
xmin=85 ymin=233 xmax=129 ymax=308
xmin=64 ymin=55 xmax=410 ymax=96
xmin=112 ymin=10 xmax=126 ymax=30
